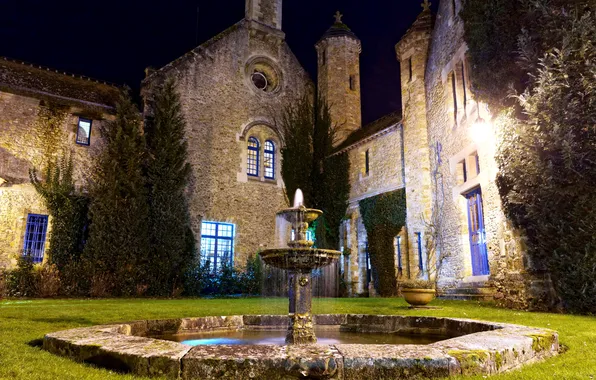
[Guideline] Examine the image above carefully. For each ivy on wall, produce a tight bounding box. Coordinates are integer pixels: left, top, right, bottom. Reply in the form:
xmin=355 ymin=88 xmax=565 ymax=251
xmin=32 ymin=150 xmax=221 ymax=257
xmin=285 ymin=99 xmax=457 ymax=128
xmin=359 ymin=189 xmax=406 ymax=296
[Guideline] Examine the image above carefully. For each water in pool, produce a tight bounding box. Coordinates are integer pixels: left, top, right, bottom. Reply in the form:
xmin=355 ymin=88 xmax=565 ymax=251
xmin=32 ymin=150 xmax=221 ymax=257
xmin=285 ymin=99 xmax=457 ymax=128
xmin=158 ymin=328 xmax=447 ymax=346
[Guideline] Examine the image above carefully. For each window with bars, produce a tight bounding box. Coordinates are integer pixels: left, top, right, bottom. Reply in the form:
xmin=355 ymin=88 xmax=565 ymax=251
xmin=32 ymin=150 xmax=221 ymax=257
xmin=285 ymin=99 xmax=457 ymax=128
xmin=200 ymin=221 xmax=235 ymax=272
xmin=76 ymin=118 xmax=92 ymax=145
xmin=264 ymin=140 xmax=275 ymax=179
xmin=247 ymin=137 xmax=260 ymax=177
xmin=22 ymin=214 xmax=49 ymax=263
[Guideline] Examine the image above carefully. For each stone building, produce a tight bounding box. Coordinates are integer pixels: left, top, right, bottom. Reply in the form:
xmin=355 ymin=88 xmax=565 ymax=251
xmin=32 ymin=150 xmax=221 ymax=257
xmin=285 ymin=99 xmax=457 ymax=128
xmin=0 ymin=57 xmax=118 ymax=268
xmin=0 ymin=0 xmax=544 ymax=307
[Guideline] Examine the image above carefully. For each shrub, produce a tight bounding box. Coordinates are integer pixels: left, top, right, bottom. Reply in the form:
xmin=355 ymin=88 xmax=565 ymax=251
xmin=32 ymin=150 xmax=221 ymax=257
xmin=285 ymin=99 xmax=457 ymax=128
xmin=242 ymin=254 xmax=263 ymax=296
xmin=35 ymin=264 xmax=61 ymax=298
xmin=6 ymin=255 xmax=38 ymax=298
xmin=0 ymin=269 xmax=7 ymax=299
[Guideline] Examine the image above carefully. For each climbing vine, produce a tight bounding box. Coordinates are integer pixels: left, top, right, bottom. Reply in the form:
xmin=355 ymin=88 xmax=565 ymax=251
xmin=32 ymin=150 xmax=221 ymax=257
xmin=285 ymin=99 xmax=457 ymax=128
xmin=359 ymin=189 xmax=406 ymax=296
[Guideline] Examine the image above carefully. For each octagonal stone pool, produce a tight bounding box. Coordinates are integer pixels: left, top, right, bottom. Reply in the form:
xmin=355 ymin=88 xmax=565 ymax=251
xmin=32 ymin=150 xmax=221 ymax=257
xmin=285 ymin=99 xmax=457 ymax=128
xmin=43 ymin=314 xmax=559 ymax=379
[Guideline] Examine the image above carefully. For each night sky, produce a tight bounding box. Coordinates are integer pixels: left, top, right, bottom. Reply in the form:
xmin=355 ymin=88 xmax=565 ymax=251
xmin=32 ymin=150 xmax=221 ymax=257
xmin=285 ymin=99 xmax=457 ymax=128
xmin=1 ymin=0 xmax=438 ymax=124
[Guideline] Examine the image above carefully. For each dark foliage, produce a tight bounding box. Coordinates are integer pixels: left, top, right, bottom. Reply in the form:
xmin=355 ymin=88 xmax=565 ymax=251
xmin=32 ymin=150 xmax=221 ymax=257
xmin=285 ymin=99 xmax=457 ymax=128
xmin=183 ymin=254 xmax=263 ymax=297
xmin=359 ymin=189 xmax=407 ymax=296
xmin=30 ymin=155 xmax=89 ymax=274
xmin=83 ymin=89 xmax=150 ymax=296
xmin=143 ymin=78 xmax=194 ymax=296
xmin=492 ymin=4 xmax=596 ymax=313
xmin=461 ymin=0 xmax=590 ymax=113
xmin=5 ymin=255 xmax=37 ymax=297
xmin=279 ymin=95 xmax=351 ymax=250
xmin=279 ymin=94 xmax=314 ymax=206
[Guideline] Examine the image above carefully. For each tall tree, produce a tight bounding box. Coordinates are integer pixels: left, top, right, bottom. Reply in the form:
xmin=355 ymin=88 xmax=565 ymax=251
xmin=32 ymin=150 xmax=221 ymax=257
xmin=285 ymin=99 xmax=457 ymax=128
xmin=83 ymin=89 xmax=149 ymax=296
xmin=278 ymin=95 xmax=350 ymax=250
xmin=144 ymin=78 xmax=194 ymax=296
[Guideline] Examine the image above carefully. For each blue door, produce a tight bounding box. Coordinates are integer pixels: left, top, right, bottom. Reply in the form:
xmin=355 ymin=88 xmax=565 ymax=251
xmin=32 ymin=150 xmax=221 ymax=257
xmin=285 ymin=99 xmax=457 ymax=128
xmin=466 ymin=188 xmax=489 ymax=276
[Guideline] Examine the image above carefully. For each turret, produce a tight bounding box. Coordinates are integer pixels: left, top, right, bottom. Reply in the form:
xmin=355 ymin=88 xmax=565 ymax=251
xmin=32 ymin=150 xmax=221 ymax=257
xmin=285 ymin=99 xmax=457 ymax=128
xmin=315 ymin=11 xmax=362 ymax=146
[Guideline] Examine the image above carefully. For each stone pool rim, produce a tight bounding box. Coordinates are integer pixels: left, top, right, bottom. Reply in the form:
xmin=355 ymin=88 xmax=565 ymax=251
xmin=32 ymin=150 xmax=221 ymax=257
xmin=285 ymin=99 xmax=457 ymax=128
xmin=43 ymin=314 xmax=559 ymax=379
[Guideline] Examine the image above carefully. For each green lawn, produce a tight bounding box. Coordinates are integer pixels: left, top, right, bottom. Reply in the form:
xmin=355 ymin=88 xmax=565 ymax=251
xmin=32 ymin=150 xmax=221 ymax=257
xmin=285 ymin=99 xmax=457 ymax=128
xmin=0 ymin=298 xmax=594 ymax=379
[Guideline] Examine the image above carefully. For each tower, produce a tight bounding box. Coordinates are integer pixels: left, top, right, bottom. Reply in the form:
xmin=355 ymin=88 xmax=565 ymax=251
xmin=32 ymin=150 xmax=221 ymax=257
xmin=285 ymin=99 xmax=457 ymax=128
xmin=245 ymin=0 xmax=283 ymax=31
xmin=395 ymin=1 xmax=434 ymax=275
xmin=315 ymin=11 xmax=362 ymax=146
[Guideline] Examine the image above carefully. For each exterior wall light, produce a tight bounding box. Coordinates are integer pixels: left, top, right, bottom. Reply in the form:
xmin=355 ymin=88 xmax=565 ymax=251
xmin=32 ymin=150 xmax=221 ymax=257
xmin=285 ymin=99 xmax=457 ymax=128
xmin=470 ymin=102 xmax=492 ymax=144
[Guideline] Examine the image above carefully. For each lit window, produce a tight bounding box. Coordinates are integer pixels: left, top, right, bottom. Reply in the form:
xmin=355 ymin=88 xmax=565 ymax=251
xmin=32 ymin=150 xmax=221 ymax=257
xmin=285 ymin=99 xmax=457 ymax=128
xmin=264 ymin=140 xmax=275 ymax=179
xmin=200 ymin=221 xmax=235 ymax=272
xmin=247 ymin=137 xmax=260 ymax=177
xmin=23 ymin=214 xmax=49 ymax=263
xmin=76 ymin=118 xmax=92 ymax=145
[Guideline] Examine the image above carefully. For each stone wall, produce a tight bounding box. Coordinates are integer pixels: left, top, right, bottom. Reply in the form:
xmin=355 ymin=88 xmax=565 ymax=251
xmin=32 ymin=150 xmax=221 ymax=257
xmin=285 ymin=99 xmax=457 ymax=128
xmin=421 ymin=0 xmax=533 ymax=306
xmin=339 ymin=126 xmax=405 ymax=295
xmin=0 ymin=91 xmax=110 ymax=268
xmin=396 ymin=8 xmax=434 ymax=279
xmin=143 ymin=21 xmax=312 ymax=268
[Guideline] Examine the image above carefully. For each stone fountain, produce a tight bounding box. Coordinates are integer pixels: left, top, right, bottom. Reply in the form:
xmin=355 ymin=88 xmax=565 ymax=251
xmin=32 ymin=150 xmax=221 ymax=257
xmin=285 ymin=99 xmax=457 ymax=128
xmin=260 ymin=189 xmax=341 ymax=344
xmin=42 ymin=192 xmax=560 ymax=379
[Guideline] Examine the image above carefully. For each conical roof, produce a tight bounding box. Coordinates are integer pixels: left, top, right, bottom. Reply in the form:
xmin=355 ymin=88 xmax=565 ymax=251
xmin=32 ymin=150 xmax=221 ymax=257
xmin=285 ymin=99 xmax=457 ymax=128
xmin=319 ymin=11 xmax=359 ymax=42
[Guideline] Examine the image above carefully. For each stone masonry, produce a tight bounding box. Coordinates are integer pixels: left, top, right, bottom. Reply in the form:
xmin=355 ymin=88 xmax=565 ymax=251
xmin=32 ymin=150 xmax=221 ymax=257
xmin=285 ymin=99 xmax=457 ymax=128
xmin=0 ymin=58 xmax=118 ymax=268
xmin=142 ymin=14 xmax=312 ymax=267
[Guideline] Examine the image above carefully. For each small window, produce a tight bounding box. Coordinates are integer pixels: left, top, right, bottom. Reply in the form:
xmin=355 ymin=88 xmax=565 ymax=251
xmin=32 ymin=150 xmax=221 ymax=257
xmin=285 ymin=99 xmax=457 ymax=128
xmin=395 ymin=236 xmax=403 ymax=271
xmin=264 ymin=140 xmax=275 ymax=179
xmin=461 ymin=63 xmax=468 ymax=110
xmin=365 ymin=149 xmax=370 ymax=175
xmin=349 ymin=75 xmax=357 ymax=91
xmin=76 ymin=118 xmax=92 ymax=145
xmin=321 ymin=49 xmax=326 ymax=66
xmin=247 ymin=137 xmax=260 ymax=177
xmin=23 ymin=214 xmax=49 ymax=263
xmin=408 ymin=57 xmax=413 ymax=82
xmin=451 ymin=72 xmax=458 ymax=124
xmin=416 ymin=232 xmax=423 ymax=271
xmin=457 ymin=159 xmax=467 ymax=185
xmin=200 ymin=221 xmax=235 ymax=272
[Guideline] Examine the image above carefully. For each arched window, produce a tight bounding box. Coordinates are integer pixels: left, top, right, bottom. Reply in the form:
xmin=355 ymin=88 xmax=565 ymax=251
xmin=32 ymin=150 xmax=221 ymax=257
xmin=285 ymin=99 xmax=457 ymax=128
xmin=247 ymin=137 xmax=260 ymax=177
xmin=264 ymin=140 xmax=275 ymax=179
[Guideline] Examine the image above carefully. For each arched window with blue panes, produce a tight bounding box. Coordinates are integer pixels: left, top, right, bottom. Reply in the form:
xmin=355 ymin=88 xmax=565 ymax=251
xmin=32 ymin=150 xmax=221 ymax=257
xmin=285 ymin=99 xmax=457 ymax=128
xmin=247 ymin=137 xmax=260 ymax=177
xmin=264 ymin=140 xmax=275 ymax=179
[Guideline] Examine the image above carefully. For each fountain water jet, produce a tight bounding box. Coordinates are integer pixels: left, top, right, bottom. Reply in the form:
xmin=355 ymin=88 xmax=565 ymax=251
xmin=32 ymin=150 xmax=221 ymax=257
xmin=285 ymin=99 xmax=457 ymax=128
xmin=260 ymin=189 xmax=341 ymax=344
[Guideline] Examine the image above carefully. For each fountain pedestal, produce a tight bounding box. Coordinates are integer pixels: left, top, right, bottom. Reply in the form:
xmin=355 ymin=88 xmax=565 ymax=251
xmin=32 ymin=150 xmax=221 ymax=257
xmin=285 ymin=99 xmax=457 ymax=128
xmin=287 ymin=271 xmax=316 ymax=344
xmin=260 ymin=191 xmax=341 ymax=345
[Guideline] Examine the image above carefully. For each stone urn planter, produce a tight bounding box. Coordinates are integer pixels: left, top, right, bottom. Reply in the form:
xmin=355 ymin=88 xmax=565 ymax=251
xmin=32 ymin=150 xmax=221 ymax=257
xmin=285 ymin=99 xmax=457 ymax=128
xmin=400 ymin=280 xmax=436 ymax=306
xmin=402 ymin=288 xmax=436 ymax=306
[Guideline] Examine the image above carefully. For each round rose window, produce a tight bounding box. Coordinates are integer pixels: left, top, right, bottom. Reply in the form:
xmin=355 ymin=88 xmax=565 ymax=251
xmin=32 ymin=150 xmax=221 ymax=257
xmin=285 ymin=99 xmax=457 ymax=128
xmin=251 ymin=71 xmax=268 ymax=91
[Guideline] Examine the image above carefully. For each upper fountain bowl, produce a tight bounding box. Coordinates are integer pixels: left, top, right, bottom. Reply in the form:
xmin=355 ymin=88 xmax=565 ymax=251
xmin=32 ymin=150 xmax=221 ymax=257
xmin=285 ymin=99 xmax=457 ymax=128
xmin=277 ymin=206 xmax=322 ymax=225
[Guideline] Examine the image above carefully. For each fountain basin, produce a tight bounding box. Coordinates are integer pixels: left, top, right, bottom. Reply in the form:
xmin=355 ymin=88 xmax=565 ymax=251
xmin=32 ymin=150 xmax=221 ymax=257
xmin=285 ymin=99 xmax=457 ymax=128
xmin=260 ymin=248 xmax=341 ymax=270
xmin=43 ymin=314 xmax=559 ymax=379
xmin=277 ymin=207 xmax=322 ymax=224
